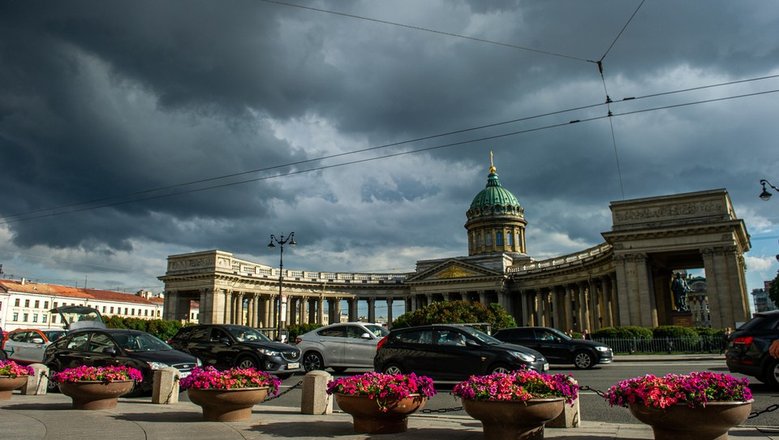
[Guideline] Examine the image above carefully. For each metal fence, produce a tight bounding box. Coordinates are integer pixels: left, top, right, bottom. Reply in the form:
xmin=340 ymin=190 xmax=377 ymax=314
xmin=594 ymin=336 xmax=728 ymax=354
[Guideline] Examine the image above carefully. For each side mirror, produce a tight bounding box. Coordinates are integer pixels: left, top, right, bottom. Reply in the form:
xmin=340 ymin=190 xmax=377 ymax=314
xmin=102 ymin=346 xmax=118 ymax=356
xmin=31 ymin=337 xmax=45 ymax=344
xmin=360 ymin=332 xmax=372 ymax=340
xmin=465 ymin=339 xmax=480 ymax=348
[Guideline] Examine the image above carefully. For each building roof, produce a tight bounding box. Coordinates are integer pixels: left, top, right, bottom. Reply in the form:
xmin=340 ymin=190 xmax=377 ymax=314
xmin=0 ymin=279 xmax=162 ymax=306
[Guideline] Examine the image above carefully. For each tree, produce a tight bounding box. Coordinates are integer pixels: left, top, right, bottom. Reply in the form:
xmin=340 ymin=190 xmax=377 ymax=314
xmin=391 ymin=300 xmax=516 ymax=331
xmin=769 ymin=272 xmax=779 ymax=308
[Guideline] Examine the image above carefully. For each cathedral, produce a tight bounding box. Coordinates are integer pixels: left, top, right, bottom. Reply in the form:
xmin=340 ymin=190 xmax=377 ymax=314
xmin=159 ymin=157 xmax=751 ymax=334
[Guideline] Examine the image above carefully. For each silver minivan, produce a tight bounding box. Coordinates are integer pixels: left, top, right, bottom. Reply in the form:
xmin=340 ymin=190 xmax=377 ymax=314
xmin=295 ymin=322 xmax=389 ymax=373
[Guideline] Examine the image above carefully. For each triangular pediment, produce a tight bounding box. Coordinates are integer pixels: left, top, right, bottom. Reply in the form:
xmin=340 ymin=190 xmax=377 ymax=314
xmin=406 ymin=259 xmax=502 ymax=283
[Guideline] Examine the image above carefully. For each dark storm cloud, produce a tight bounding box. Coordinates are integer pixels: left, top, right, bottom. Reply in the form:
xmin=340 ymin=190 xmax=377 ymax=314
xmin=1 ymin=0 xmax=777 ymax=290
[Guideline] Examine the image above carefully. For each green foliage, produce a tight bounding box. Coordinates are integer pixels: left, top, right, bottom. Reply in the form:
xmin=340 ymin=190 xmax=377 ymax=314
xmin=592 ymin=326 xmax=653 ymax=340
xmin=104 ymin=316 xmax=183 ymax=341
xmin=770 ymin=272 xmax=779 ymax=308
xmin=653 ymin=325 xmax=700 ymax=344
xmin=287 ymin=323 xmax=322 ymax=340
xmin=391 ymin=301 xmax=516 ymax=331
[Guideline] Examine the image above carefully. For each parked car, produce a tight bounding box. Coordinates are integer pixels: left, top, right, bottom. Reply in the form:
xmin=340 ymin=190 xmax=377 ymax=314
xmin=492 ymin=326 xmax=613 ymax=369
xmin=2 ymin=328 xmax=66 ymax=364
xmin=295 ymin=322 xmax=389 ymax=372
xmin=726 ymin=310 xmax=779 ymax=387
xmin=373 ymin=324 xmax=548 ymax=380
xmin=168 ymin=324 xmax=302 ymax=378
xmin=43 ymin=328 xmax=199 ymax=394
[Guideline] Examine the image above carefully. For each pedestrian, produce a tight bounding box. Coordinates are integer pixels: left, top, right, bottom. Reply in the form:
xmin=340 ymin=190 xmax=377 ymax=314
xmin=720 ymin=327 xmax=732 ymax=353
xmin=770 ymin=339 xmax=779 ymax=358
xmin=583 ymin=329 xmax=591 ymax=340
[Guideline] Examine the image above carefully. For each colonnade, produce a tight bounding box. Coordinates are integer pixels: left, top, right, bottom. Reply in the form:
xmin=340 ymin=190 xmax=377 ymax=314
xmin=516 ymin=274 xmax=618 ymax=333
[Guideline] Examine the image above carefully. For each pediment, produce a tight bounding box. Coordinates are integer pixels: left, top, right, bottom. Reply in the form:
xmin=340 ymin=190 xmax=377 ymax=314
xmin=406 ymin=259 xmax=502 ymax=283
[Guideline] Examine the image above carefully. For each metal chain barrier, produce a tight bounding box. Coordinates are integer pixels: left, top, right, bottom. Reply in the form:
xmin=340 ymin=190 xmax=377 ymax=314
xmin=749 ymin=403 xmax=779 ymax=419
xmin=420 ymin=405 xmax=463 ymax=414
xmin=578 ymin=385 xmax=608 ymax=399
xmin=264 ymin=379 xmax=303 ymax=401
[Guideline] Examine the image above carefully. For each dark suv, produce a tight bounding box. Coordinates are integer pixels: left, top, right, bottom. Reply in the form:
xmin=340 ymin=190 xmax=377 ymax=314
xmin=726 ymin=310 xmax=779 ymax=387
xmin=373 ymin=324 xmax=548 ymax=380
xmin=168 ymin=324 xmax=302 ymax=378
xmin=492 ymin=326 xmax=613 ymax=369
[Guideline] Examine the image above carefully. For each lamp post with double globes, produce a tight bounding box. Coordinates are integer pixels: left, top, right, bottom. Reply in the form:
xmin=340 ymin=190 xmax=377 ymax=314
xmin=268 ymin=232 xmax=296 ymax=342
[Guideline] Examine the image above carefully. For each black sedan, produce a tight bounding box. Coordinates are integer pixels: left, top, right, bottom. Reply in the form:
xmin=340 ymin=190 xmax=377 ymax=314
xmin=493 ymin=326 xmax=613 ymax=369
xmin=43 ymin=328 xmax=199 ymax=394
xmin=373 ymin=324 xmax=548 ymax=380
xmin=726 ymin=310 xmax=779 ymax=387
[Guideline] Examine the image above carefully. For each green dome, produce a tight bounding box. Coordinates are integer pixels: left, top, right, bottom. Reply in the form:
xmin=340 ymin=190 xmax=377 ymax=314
xmin=469 ymin=171 xmax=521 ymax=212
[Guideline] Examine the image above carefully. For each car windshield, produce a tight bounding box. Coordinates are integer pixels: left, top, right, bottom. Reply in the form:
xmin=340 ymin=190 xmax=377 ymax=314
xmin=114 ymin=333 xmax=172 ymax=351
xmin=227 ymin=326 xmax=271 ymax=342
xmin=459 ymin=326 xmax=501 ymax=345
xmin=363 ymin=324 xmax=389 ymax=337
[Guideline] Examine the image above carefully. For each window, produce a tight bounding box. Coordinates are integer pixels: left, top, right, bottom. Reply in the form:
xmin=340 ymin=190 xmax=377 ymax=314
xmin=32 ymin=314 xmax=38 ymax=323
xmin=14 ymin=298 xmax=20 ymax=307
xmin=102 ymin=306 xmax=107 ymax=313
xmin=0 ymin=301 xmax=3 ymax=311
xmin=51 ymin=315 xmax=57 ymax=323
xmin=66 ymin=333 xmax=90 ymax=350
xmin=485 ymin=231 xmax=492 ymax=246
xmin=34 ymin=300 xmax=40 ymax=308
xmin=23 ymin=313 xmax=29 ymax=322
xmin=396 ymin=330 xmax=432 ymax=344
xmin=124 ymin=307 xmax=128 ymax=315
xmin=42 ymin=315 xmax=48 ymax=323
xmin=318 ymin=326 xmax=347 ymax=338
xmin=496 ymin=231 xmax=504 ymax=246
xmin=25 ymin=299 xmax=30 ymax=307
xmin=12 ymin=312 xmax=18 ymax=321
xmin=508 ymin=231 xmax=514 ymax=246
xmin=89 ymin=333 xmax=117 ymax=354
xmin=44 ymin=301 xmax=48 ymax=309
xmin=110 ymin=307 xmax=114 ymax=313
xmin=53 ymin=302 xmax=58 ymax=308
xmin=145 ymin=310 xmax=148 ymax=316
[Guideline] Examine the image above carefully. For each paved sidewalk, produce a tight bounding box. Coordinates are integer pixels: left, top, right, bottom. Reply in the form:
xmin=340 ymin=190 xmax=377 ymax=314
xmin=2 ymin=391 xmax=778 ymax=440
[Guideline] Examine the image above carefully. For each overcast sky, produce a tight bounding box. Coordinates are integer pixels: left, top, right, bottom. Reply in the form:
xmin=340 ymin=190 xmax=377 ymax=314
xmin=1 ymin=1 xmax=778 ymax=301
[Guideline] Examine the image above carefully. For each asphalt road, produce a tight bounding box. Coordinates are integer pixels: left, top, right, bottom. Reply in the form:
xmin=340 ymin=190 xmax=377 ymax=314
xmin=244 ymin=360 xmax=779 ymax=427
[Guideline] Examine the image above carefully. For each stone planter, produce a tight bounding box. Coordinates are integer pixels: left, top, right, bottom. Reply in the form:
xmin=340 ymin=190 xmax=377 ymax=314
xmin=58 ymin=380 xmax=135 ymax=410
xmin=334 ymin=393 xmax=427 ymax=434
xmin=187 ymin=387 xmax=269 ymax=422
xmin=628 ymin=400 xmax=753 ymax=440
xmin=0 ymin=376 xmax=29 ymax=400
xmin=462 ymin=397 xmax=564 ymax=440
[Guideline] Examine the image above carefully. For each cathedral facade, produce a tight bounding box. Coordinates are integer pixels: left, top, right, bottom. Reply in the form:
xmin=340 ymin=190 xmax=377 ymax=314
xmin=159 ymin=160 xmax=751 ymax=334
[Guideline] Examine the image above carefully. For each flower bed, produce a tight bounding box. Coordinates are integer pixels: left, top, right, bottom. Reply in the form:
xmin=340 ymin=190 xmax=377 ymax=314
xmin=327 ymin=372 xmax=436 ymax=412
xmin=0 ymin=360 xmax=34 ymax=377
xmin=51 ymin=365 xmax=143 ymax=384
xmin=452 ymin=369 xmax=579 ymax=404
xmin=179 ymin=366 xmax=281 ymax=395
xmin=605 ymin=371 xmax=752 ymax=409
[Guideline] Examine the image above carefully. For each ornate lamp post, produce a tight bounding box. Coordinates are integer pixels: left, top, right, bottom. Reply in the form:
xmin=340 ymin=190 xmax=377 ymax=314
xmin=268 ymin=232 xmax=296 ymax=341
xmin=759 ymin=179 xmax=778 ymax=201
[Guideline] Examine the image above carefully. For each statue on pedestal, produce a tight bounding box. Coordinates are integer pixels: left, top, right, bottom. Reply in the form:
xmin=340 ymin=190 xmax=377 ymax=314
xmin=671 ymin=272 xmax=690 ymax=312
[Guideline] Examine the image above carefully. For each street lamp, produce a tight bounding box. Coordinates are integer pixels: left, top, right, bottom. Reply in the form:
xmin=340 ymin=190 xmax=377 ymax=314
xmin=759 ymin=179 xmax=778 ymax=201
xmin=268 ymin=232 xmax=296 ymax=341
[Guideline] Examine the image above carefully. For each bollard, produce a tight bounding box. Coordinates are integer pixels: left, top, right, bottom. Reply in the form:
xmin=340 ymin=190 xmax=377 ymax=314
xmin=21 ymin=364 xmax=49 ymax=395
xmin=152 ymin=367 xmax=180 ymax=404
xmin=547 ymin=379 xmax=580 ymax=428
xmin=300 ymin=370 xmax=332 ymax=415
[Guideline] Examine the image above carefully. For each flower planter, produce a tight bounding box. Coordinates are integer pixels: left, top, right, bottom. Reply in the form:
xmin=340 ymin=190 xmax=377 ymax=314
xmin=58 ymin=380 xmax=135 ymax=410
xmin=334 ymin=393 xmax=427 ymax=434
xmin=0 ymin=376 xmax=29 ymax=400
xmin=628 ymin=400 xmax=753 ymax=440
xmin=462 ymin=397 xmax=564 ymax=440
xmin=188 ymin=387 xmax=269 ymax=422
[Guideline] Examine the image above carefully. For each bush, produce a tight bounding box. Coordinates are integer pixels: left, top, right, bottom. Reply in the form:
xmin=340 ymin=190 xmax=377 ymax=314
xmin=287 ymin=323 xmax=322 ymax=340
xmin=104 ymin=316 xmax=183 ymax=341
xmin=592 ymin=326 xmax=653 ymax=340
xmin=391 ymin=301 xmax=516 ymax=331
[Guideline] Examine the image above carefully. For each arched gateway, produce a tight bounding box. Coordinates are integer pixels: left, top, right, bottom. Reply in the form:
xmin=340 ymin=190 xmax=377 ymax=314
xmin=159 ymin=162 xmax=751 ymax=332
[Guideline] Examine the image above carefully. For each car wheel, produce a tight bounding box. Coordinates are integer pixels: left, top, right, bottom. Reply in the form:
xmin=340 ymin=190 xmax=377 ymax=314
xmin=331 ymin=367 xmax=347 ymax=374
xmin=490 ymin=364 xmax=512 ymax=374
xmin=302 ymin=352 xmax=324 ymax=372
xmin=763 ymin=359 xmax=779 ymax=388
xmin=236 ymin=355 xmax=261 ymax=369
xmin=573 ymin=351 xmax=595 ymax=369
xmin=382 ymin=364 xmax=403 ymax=375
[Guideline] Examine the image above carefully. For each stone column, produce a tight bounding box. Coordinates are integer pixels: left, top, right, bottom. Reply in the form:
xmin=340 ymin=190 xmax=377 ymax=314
xmin=223 ymin=289 xmax=232 ymax=325
xmin=609 ymin=273 xmax=619 ymax=327
xmin=519 ymin=290 xmax=529 ymax=326
xmin=478 ymin=291 xmax=487 ymax=306
xmin=703 ymin=247 xmax=750 ymax=328
xmin=367 ymin=298 xmax=376 ymax=323
xmin=386 ymin=298 xmax=394 ymax=326
xmin=348 ymin=298 xmax=358 ymax=322
xmin=246 ymin=295 xmax=255 ymax=327
xmin=317 ymin=297 xmax=325 ymax=324
xmin=233 ymin=292 xmax=244 ymax=325
xmin=602 ymin=278 xmax=613 ymax=328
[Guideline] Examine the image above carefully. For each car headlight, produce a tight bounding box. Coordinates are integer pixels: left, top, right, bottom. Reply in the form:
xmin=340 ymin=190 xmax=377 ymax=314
xmin=147 ymin=361 xmax=169 ymax=370
xmin=258 ymin=348 xmax=280 ymax=356
xmin=510 ymin=351 xmax=536 ymax=363
xmin=595 ymin=346 xmax=611 ymax=352
xmin=196 ymin=358 xmax=203 ymax=366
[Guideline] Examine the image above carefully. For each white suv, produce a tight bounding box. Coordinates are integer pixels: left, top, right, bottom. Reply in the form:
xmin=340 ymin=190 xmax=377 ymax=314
xmin=295 ymin=322 xmax=388 ymax=373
